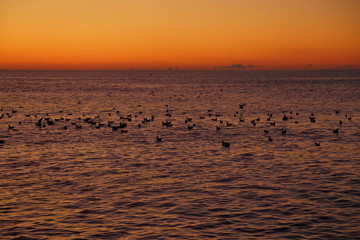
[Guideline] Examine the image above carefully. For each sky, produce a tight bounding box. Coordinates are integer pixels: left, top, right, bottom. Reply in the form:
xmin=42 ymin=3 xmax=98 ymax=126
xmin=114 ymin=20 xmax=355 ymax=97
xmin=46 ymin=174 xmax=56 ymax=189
xmin=1 ymin=0 xmax=360 ymax=70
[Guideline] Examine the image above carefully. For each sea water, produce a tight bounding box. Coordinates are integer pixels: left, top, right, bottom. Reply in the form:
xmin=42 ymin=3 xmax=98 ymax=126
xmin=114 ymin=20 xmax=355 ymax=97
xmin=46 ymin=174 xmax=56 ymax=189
xmin=0 ymin=70 xmax=359 ymax=239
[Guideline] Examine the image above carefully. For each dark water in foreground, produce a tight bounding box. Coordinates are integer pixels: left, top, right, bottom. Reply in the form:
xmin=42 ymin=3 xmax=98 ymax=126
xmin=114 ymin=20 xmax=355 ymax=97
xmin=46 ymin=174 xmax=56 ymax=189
xmin=0 ymin=70 xmax=360 ymax=239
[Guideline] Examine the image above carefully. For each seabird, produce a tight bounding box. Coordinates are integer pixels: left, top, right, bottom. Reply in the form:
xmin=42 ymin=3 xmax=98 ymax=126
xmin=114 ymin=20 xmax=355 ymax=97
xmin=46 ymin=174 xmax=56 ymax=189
xmin=222 ymin=140 xmax=230 ymax=148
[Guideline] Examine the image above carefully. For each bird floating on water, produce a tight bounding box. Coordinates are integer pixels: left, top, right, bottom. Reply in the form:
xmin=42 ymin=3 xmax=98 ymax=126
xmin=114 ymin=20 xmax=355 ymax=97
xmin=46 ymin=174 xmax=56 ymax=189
xmin=222 ymin=140 xmax=230 ymax=148
xmin=188 ymin=124 xmax=195 ymax=130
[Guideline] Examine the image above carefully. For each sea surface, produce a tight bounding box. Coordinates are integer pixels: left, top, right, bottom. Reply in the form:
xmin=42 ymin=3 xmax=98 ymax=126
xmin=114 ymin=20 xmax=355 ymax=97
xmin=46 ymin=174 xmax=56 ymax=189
xmin=0 ymin=70 xmax=359 ymax=240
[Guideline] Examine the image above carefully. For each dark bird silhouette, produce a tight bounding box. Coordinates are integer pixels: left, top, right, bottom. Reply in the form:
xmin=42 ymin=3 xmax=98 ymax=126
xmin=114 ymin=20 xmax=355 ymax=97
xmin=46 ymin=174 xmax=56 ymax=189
xmin=239 ymin=104 xmax=246 ymax=109
xmin=162 ymin=121 xmax=173 ymax=127
xmin=222 ymin=140 xmax=230 ymax=148
xmin=315 ymin=142 xmax=321 ymax=146
xmin=269 ymin=121 xmax=276 ymax=126
xmin=36 ymin=118 xmax=43 ymax=127
xmin=188 ymin=124 xmax=195 ymax=130
xmin=47 ymin=119 xmax=54 ymax=125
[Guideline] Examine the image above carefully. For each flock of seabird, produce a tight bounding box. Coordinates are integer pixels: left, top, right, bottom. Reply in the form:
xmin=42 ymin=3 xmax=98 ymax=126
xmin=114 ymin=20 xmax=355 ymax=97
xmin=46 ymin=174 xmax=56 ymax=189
xmin=0 ymin=104 xmax=353 ymax=148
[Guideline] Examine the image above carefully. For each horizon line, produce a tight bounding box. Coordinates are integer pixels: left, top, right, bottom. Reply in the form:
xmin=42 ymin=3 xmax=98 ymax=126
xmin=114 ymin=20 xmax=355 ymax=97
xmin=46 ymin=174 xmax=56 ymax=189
xmin=1 ymin=68 xmax=359 ymax=71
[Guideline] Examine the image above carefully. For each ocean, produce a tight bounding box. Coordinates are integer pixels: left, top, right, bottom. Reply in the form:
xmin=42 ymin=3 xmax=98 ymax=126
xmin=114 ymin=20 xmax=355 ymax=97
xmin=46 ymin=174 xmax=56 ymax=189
xmin=0 ymin=69 xmax=359 ymax=239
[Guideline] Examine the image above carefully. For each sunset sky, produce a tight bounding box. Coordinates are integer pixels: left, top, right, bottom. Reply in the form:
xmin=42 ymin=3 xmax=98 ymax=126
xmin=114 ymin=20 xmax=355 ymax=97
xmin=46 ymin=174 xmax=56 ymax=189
xmin=1 ymin=0 xmax=359 ymax=70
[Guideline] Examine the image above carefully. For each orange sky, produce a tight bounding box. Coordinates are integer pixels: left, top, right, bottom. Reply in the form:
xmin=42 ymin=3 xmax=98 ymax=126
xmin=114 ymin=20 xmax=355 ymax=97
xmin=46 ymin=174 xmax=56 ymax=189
xmin=1 ymin=0 xmax=359 ymax=70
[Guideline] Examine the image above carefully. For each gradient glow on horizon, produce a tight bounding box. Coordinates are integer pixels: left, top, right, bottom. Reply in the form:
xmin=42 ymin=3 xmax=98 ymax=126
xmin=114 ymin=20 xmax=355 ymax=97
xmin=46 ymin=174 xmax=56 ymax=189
xmin=1 ymin=0 xmax=360 ymax=70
